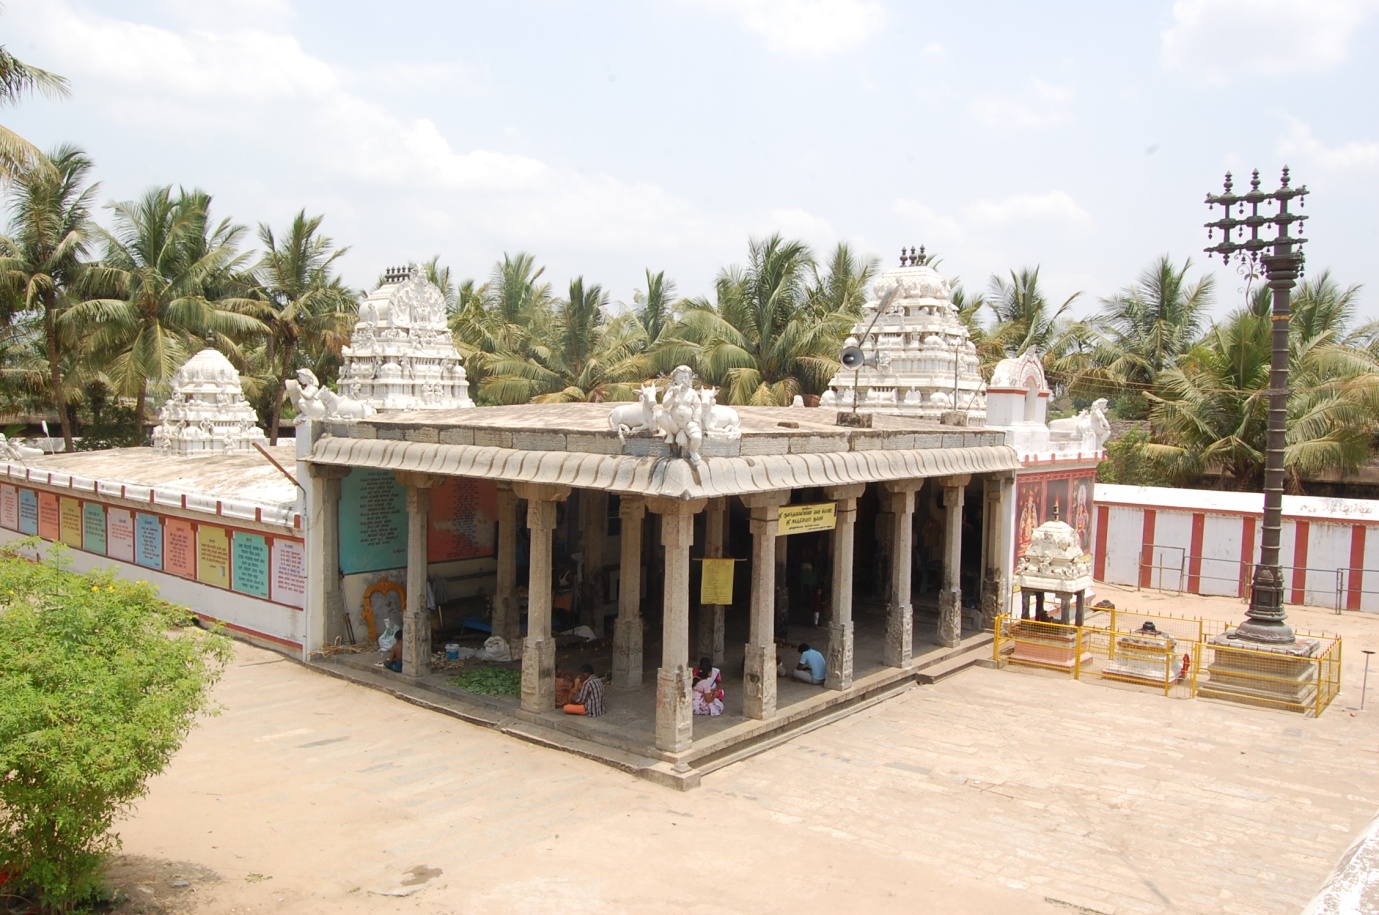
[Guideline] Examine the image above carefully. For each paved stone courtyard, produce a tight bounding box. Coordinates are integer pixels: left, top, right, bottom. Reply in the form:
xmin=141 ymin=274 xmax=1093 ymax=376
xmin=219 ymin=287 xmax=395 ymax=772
xmin=111 ymin=588 xmax=1379 ymax=914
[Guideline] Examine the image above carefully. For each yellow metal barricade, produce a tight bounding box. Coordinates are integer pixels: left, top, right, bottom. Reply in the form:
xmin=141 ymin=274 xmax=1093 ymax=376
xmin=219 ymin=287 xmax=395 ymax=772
xmin=993 ymin=615 xmax=1088 ymax=678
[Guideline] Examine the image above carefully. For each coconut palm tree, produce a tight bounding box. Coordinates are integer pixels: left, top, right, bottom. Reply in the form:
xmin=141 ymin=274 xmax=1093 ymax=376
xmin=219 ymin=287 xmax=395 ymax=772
xmin=67 ymin=186 xmax=265 ymax=433
xmin=1076 ymin=255 xmax=1214 ymax=417
xmin=247 ymin=210 xmax=355 ymax=442
xmin=450 ymin=252 xmax=554 ymax=398
xmin=0 ymin=144 xmax=98 ymax=450
xmin=1147 ymin=293 xmax=1379 ymax=492
xmin=985 ymin=266 xmax=1082 ymax=357
xmin=482 ymin=277 xmax=650 ymax=404
xmin=0 ymin=44 xmax=69 ymax=182
xmin=681 ymin=234 xmax=853 ymax=405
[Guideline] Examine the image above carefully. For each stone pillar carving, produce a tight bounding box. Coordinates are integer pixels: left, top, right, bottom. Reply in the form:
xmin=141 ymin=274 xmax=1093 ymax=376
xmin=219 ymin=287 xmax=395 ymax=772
xmin=579 ymin=489 xmax=607 ymax=635
xmin=612 ymin=496 xmax=647 ymax=689
xmin=937 ymin=474 xmax=971 ymax=648
xmin=980 ymin=474 xmax=1014 ymax=629
xmin=742 ymin=490 xmax=791 ymax=720
xmin=648 ymin=497 xmax=707 ymax=753
xmin=493 ymin=483 xmax=519 ymax=646
xmin=824 ymin=484 xmax=865 ymax=690
xmin=697 ymin=498 xmax=728 ymax=666
xmin=514 ymin=482 xmax=570 ymax=713
xmin=306 ymin=465 xmax=349 ymax=652
xmin=881 ymin=481 xmax=921 ymax=667
xmin=396 ymin=471 xmax=446 ymax=678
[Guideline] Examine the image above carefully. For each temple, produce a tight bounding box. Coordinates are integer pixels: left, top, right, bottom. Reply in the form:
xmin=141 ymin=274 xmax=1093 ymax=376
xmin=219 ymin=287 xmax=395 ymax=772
xmin=0 ymin=258 xmax=1106 ymax=787
xmin=824 ymin=247 xmax=986 ymax=423
xmin=152 ymin=348 xmax=269 ymax=456
xmin=336 ymin=264 xmax=475 ymax=411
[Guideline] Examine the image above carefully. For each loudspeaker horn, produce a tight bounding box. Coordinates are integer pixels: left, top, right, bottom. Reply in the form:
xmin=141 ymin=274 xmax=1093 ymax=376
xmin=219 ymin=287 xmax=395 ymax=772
xmin=840 ymin=346 xmax=874 ymax=370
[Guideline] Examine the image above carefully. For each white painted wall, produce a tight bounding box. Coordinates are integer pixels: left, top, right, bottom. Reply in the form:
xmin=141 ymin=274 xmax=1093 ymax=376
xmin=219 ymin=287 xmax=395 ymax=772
xmin=1199 ymin=514 xmax=1243 ymax=597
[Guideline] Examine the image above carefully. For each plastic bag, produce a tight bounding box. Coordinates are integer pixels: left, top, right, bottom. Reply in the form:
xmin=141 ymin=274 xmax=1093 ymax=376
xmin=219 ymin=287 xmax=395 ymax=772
xmin=378 ymin=618 xmax=400 ymax=654
xmin=482 ymin=636 xmax=511 ymax=662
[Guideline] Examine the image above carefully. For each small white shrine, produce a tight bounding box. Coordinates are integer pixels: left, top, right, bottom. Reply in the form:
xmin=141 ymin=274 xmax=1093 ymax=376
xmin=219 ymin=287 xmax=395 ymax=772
xmin=337 ymin=265 xmax=475 ymax=412
xmin=986 ymin=349 xmax=1110 ymax=457
xmin=153 ymin=348 xmax=268 ymax=456
xmin=1013 ymin=510 xmax=1093 ymax=625
xmin=824 ymin=247 xmax=986 ymax=423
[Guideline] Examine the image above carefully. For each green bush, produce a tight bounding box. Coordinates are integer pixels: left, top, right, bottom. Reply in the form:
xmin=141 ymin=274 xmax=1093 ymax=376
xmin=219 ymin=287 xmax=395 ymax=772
xmin=0 ymin=541 xmax=232 ymax=912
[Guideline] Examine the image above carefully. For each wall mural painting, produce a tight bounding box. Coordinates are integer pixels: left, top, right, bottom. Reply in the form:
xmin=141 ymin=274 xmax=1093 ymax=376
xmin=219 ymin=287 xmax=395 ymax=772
xmin=1015 ymin=469 xmax=1097 ymax=561
xmin=428 ymin=477 xmax=498 ymax=562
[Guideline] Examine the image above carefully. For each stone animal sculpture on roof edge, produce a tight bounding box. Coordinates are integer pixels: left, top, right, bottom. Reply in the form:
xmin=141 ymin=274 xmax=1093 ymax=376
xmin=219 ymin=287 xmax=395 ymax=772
xmin=608 ymin=383 xmax=660 ymax=442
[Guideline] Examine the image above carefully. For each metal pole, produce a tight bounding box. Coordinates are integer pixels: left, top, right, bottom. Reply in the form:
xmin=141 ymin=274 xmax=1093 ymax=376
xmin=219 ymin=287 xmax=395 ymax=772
xmin=1205 ymin=168 xmax=1308 ymax=645
xmin=1362 ymin=650 xmax=1374 ymax=712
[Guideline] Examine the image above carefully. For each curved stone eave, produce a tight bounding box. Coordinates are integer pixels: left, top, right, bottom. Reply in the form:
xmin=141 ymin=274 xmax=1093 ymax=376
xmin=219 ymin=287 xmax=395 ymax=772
xmin=305 ymin=436 xmax=1021 ymax=499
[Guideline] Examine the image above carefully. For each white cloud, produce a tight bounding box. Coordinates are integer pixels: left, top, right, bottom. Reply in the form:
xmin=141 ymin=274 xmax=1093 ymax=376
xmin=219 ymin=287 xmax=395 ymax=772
xmin=1277 ymin=118 xmax=1379 ymax=170
xmin=970 ymin=78 xmax=1074 ymax=130
xmin=700 ymin=0 xmax=888 ymax=54
xmin=891 ymin=199 xmax=964 ymax=245
xmin=963 ymin=191 xmax=1094 ymax=235
xmin=1162 ymin=0 xmax=1379 ymax=81
xmin=919 ymin=41 xmax=948 ymax=62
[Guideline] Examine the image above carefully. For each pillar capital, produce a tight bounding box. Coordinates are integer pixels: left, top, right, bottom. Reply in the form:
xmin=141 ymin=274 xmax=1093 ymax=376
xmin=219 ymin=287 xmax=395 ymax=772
xmin=740 ymin=490 xmax=792 ymax=511
xmin=881 ymin=479 xmax=924 ymax=495
xmin=307 ymin=464 xmax=351 ymax=482
xmin=645 ymin=496 xmax=708 ymax=518
xmin=937 ymin=474 xmax=972 ymax=490
xmin=824 ymin=483 xmax=866 ymax=502
xmin=393 ymin=470 xmax=447 ymax=490
xmin=512 ymin=482 xmax=571 ymax=504
xmin=619 ymin=493 xmax=646 ymax=522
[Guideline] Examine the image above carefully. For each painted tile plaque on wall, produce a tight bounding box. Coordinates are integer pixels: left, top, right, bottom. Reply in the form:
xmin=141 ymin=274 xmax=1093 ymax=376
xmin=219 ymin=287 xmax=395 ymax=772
xmin=134 ymin=512 xmax=162 ymax=569
xmin=339 ymin=468 xmax=407 ymax=574
xmin=231 ymin=531 xmax=269 ymax=598
xmin=82 ymin=502 xmax=106 ymax=555
xmin=17 ymin=489 xmax=36 ymax=535
xmin=37 ymin=492 xmax=59 ymax=541
xmin=270 ymin=538 xmax=306 ymax=608
xmin=108 ymin=508 xmax=135 ymax=562
xmin=164 ymin=518 xmax=196 ymax=579
xmin=59 ymin=497 xmax=82 ymax=548
xmin=0 ymin=484 xmax=16 ymax=530
xmin=196 ymin=525 xmax=229 ymax=588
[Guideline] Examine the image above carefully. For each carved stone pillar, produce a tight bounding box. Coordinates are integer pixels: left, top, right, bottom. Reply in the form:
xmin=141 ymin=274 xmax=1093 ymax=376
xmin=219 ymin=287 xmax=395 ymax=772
xmin=648 ymin=497 xmax=706 ymax=753
xmin=742 ymin=490 xmax=791 ymax=720
xmin=514 ymin=482 xmax=570 ymax=713
xmin=579 ymin=489 xmax=607 ymax=635
xmin=824 ymin=484 xmax=865 ymax=690
xmin=612 ymin=496 xmax=647 ymax=689
xmin=395 ymin=471 xmax=446 ymax=678
xmin=493 ymin=483 xmax=520 ymax=646
xmin=937 ymin=474 xmax=971 ymax=648
xmin=306 ymin=465 xmax=350 ymax=652
xmin=881 ymin=481 xmax=921 ymax=667
xmin=697 ymin=498 xmax=728 ymax=666
xmin=980 ymin=474 xmax=1015 ymax=630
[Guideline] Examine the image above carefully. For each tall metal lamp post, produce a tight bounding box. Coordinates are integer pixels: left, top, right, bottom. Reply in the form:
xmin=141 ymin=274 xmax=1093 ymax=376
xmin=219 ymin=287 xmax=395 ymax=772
xmin=1204 ymin=167 xmax=1306 ymax=645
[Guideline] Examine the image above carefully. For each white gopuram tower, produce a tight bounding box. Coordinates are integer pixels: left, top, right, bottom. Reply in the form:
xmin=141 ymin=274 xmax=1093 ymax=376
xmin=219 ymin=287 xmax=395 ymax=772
xmin=825 ymin=246 xmax=986 ymax=423
xmin=153 ymin=348 xmax=269 ymax=456
xmin=337 ymin=264 xmax=475 ymax=412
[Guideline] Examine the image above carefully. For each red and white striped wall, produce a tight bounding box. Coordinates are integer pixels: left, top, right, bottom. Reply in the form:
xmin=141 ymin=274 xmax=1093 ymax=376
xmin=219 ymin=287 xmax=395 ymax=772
xmin=1094 ymin=483 xmax=1379 ymax=612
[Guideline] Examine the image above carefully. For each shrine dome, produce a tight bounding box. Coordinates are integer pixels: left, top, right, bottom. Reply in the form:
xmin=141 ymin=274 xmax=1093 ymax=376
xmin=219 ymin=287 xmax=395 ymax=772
xmin=153 ymin=348 xmax=268 ymax=456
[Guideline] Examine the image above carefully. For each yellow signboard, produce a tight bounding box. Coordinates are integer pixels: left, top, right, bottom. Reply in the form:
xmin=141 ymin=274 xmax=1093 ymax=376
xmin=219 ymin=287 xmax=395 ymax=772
xmin=778 ymin=502 xmax=837 ymax=535
xmin=700 ymin=557 xmax=736 ymax=605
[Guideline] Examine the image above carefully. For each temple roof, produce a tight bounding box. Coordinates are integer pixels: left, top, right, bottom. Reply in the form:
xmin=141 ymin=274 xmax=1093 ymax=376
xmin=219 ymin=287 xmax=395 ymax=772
xmin=304 ymin=403 xmax=1020 ymax=499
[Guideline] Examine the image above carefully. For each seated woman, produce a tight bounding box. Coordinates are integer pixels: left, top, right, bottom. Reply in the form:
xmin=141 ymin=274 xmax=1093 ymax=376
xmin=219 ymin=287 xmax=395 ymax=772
xmin=692 ymin=655 xmax=724 ymax=716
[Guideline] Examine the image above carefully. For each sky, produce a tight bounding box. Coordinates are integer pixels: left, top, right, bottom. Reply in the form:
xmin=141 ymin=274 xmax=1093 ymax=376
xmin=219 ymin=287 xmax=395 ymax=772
xmin=6 ymin=0 xmax=1379 ymax=324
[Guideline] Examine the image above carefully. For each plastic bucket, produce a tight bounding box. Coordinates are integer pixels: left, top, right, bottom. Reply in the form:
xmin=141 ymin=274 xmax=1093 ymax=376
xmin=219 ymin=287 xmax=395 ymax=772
xmin=445 ymin=643 xmax=459 ymax=661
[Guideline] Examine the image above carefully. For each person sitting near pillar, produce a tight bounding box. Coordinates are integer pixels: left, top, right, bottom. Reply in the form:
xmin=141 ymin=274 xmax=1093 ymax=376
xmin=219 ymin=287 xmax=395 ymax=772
xmin=792 ymin=642 xmax=826 ymax=685
xmin=384 ymin=624 xmax=403 ymax=672
xmin=692 ymin=656 xmax=724 ymax=716
xmin=563 ymin=663 xmax=606 ymax=717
